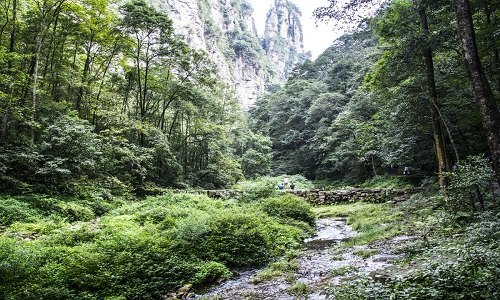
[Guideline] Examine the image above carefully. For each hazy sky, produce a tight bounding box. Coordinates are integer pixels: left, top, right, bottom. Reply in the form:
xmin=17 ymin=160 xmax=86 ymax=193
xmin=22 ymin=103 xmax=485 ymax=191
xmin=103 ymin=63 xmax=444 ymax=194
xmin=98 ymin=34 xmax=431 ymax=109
xmin=249 ymin=0 xmax=342 ymax=59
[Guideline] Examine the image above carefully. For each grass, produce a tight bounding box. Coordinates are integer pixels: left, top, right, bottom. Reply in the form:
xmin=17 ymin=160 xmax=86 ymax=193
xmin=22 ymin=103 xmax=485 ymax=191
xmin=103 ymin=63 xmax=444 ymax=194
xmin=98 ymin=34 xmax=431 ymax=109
xmin=268 ymin=259 xmax=300 ymax=272
xmin=330 ymin=265 xmax=358 ymax=277
xmin=353 ymin=248 xmax=378 ymax=259
xmin=252 ymin=255 xmax=300 ymax=283
xmin=286 ymin=281 xmax=310 ymax=296
xmin=252 ymin=268 xmax=284 ymax=283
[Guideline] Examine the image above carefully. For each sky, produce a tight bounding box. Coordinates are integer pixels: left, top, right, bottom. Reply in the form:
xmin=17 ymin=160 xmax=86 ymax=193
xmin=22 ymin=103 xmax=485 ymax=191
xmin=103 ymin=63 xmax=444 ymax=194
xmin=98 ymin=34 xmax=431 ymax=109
xmin=249 ymin=0 xmax=343 ymax=59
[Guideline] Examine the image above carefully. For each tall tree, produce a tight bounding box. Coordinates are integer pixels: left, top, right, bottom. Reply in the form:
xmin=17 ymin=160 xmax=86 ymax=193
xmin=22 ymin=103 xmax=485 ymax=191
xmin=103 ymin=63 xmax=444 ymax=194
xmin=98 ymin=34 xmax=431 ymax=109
xmin=454 ymin=0 xmax=500 ymax=184
xmin=73 ymin=0 xmax=122 ymax=119
xmin=120 ymin=0 xmax=176 ymax=146
xmin=416 ymin=0 xmax=450 ymax=188
xmin=29 ymin=0 xmax=67 ymax=143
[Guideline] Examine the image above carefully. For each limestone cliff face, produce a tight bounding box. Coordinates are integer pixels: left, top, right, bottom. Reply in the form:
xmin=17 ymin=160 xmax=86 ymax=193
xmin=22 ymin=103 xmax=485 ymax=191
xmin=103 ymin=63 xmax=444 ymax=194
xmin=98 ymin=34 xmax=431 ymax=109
xmin=153 ymin=0 xmax=307 ymax=109
xmin=264 ymin=0 xmax=309 ymax=80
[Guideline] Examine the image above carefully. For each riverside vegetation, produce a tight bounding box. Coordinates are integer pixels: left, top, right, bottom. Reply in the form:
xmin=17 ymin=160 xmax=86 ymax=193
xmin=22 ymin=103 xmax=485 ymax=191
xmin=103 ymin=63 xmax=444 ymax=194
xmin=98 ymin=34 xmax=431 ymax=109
xmin=1 ymin=162 xmax=499 ymax=299
xmin=0 ymin=177 xmax=316 ymax=299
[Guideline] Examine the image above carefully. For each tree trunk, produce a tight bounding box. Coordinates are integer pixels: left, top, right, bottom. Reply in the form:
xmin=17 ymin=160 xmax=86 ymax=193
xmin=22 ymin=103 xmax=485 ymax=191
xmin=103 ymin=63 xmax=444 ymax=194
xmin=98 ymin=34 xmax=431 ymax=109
xmin=1 ymin=0 xmax=18 ymax=142
xmin=482 ymin=0 xmax=500 ymax=94
xmin=77 ymin=35 xmax=93 ymax=117
xmin=417 ymin=1 xmax=450 ymax=188
xmin=455 ymin=0 xmax=500 ymax=185
xmin=9 ymin=0 xmax=17 ymax=54
xmin=31 ymin=18 xmax=45 ymax=144
xmin=30 ymin=0 xmax=66 ymax=143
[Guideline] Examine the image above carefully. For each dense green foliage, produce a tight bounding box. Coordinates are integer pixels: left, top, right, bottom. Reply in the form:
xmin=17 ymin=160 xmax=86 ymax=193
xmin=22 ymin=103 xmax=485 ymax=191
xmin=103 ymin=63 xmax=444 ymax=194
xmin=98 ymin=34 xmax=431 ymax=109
xmin=0 ymin=191 xmax=314 ymax=299
xmin=4 ymin=0 xmax=496 ymax=192
xmin=0 ymin=0 xmax=271 ymax=196
xmin=1 ymin=0 xmax=499 ymax=189
xmin=251 ymin=0 xmax=500 ymax=185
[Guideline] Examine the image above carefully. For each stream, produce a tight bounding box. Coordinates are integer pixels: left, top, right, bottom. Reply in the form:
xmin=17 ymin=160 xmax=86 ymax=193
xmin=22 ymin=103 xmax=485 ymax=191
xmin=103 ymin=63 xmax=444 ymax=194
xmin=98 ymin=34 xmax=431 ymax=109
xmin=191 ymin=218 xmax=405 ymax=300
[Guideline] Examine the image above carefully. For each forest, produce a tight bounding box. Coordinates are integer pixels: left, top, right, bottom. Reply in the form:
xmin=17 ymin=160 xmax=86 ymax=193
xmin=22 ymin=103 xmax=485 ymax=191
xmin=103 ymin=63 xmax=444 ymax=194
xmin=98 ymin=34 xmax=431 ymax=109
xmin=0 ymin=0 xmax=499 ymax=299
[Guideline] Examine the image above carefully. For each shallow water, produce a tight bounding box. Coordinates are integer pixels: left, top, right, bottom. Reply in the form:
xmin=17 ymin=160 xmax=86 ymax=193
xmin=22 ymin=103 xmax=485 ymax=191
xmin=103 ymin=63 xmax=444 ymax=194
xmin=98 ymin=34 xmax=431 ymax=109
xmin=193 ymin=218 xmax=402 ymax=300
xmin=303 ymin=218 xmax=357 ymax=250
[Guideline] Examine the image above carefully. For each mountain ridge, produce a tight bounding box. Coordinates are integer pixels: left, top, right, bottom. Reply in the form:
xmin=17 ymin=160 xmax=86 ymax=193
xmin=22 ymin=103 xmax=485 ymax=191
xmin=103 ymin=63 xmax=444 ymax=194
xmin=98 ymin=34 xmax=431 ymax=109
xmin=156 ymin=0 xmax=309 ymax=109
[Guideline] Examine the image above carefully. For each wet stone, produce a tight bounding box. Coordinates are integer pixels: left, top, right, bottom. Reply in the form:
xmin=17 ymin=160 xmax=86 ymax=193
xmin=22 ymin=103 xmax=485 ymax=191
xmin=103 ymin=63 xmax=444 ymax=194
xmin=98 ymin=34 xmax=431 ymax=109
xmin=193 ymin=218 xmax=405 ymax=300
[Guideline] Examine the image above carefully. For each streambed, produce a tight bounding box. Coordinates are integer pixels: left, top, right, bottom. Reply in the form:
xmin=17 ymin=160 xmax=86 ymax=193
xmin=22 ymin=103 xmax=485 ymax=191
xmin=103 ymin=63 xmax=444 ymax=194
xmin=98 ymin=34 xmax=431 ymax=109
xmin=191 ymin=218 xmax=406 ymax=300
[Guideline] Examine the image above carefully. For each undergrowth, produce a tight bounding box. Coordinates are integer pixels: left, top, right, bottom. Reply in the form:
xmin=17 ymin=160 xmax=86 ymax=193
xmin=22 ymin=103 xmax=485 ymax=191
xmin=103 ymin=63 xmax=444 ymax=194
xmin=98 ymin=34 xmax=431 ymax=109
xmin=324 ymin=216 xmax=500 ymax=299
xmin=320 ymin=158 xmax=500 ymax=299
xmin=0 ymin=191 xmax=315 ymax=299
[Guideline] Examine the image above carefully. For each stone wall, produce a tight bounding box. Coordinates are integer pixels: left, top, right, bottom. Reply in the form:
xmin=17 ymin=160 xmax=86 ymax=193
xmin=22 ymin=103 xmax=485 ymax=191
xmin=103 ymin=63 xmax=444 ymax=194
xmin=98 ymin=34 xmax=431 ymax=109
xmin=165 ymin=188 xmax=414 ymax=204
xmin=286 ymin=188 xmax=413 ymax=205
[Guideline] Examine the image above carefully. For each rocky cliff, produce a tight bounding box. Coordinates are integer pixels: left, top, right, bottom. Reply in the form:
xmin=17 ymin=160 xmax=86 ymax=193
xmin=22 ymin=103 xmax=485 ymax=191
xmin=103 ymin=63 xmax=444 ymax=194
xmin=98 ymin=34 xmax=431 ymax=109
xmin=155 ymin=0 xmax=308 ymax=109
xmin=264 ymin=0 xmax=309 ymax=80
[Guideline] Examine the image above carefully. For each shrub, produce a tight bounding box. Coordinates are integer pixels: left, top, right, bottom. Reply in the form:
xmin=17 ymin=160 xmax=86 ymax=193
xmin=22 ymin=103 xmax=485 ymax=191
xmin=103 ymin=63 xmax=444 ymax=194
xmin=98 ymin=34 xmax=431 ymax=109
xmin=233 ymin=176 xmax=279 ymax=202
xmin=55 ymin=202 xmax=95 ymax=222
xmin=360 ymin=175 xmax=413 ymax=188
xmin=194 ymin=210 xmax=273 ymax=267
xmin=325 ymin=210 xmax=500 ymax=300
xmin=445 ymin=155 xmax=498 ymax=213
xmin=286 ymin=282 xmax=310 ymax=296
xmin=368 ymin=244 xmax=500 ymax=300
xmin=0 ymin=146 xmax=40 ymax=194
xmin=234 ymin=174 xmax=314 ymax=202
xmin=259 ymin=193 xmax=316 ymax=228
xmin=0 ymin=194 xmax=122 ymax=227
xmin=37 ymin=116 xmax=102 ymax=194
xmin=0 ymin=197 xmax=39 ymax=226
xmin=191 ymin=261 xmax=232 ymax=285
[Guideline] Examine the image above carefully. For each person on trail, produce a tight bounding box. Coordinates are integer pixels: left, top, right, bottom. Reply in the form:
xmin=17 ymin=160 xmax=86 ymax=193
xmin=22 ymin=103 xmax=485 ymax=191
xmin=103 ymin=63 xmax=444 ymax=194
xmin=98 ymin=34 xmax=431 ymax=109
xmin=403 ymin=166 xmax=410 ymax=175
xmin=278 ymin=183 xmax=284 ymax=191
xmin=284 ymin=177 xmax=289 ymax=186
xmin=290 ymin=183 xmax=295 ymax=190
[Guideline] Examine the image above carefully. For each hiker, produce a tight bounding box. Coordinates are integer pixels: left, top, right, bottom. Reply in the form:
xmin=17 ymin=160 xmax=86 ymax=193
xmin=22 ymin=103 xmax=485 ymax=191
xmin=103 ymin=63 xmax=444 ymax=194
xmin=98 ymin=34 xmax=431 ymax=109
xmin=278 ymin=183 xmax=284 ymax=191
xmin=290 ymin=183 xmax=295 ymax=190
xmin=403 ymin=166 xmax=409 ymax=175
xmin=284 ymin=177 xmax=289 ymax=186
